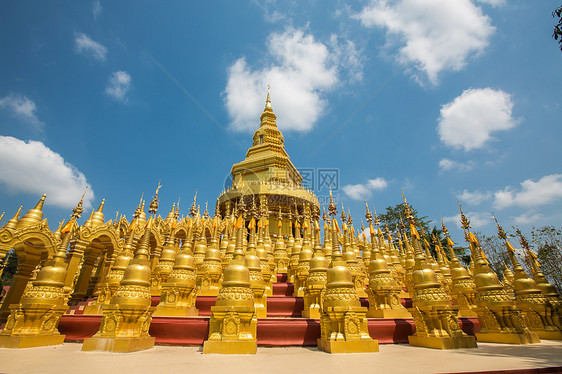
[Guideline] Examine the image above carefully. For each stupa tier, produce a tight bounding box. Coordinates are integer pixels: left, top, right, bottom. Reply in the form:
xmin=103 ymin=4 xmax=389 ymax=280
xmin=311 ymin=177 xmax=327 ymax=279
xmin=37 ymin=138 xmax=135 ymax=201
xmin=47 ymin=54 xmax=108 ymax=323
xmin=0 ymin=91 xmax=560 ymax=355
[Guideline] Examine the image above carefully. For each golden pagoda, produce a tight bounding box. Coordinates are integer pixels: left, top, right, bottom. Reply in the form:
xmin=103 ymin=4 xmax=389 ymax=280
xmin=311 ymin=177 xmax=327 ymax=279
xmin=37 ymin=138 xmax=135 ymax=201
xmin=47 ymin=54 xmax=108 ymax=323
xmin=0 ymin=194 xmax=84 ymax=348
xmin=405 ymin=197 xmax=477 ymax=350
xmin=81 ymin=185 xmax=162 ymax=352
xmin=364 ymin=202 xmax=410 ymax=319
xmin=459 ymin=206 xmax=540 ymax=345
xmin=494 ymin=217 xmax=562 ymax=340
xmin=202 ymin=216 xmax=257 ymax=354
xmin=216 ymin=87 xmax=319 ymax=236
xmin=441 ymin=219 xmax=478 ymax=318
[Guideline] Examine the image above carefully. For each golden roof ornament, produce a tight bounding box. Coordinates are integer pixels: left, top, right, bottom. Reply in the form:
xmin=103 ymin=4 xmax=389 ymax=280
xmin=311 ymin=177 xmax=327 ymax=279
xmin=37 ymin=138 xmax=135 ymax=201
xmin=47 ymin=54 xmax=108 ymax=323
xmin=440 ymin=217 xmax=450 ymax=238
xmin=3 ymin=206 xmax=22 ymax=230
xmin=134 ymin=193 xmax=144 ymax=219
xmin=328 ymin=186 xmax=337 ymax=217
xmin=492 ymin=213 xmax=507 ymax=240
xmin=189 ymin=190 xmax=197 ymax=218
xmin=16 ymin=194 xmax=46 ymax=229
xmin=364 ymin=200 xmax=372 ymax=223
xmin=203 ymin=201 xmax=209 ymax=219
xmin=149 ymin=182 xmax=161 ymax=215
xmin=340 ymin=203 xmax=346 ymax=223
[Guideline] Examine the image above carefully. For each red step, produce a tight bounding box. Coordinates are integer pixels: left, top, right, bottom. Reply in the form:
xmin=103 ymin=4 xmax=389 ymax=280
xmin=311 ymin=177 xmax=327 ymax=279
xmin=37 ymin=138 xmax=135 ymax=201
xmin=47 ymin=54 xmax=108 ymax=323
xmin=273 ymin=282 xmax=294 ymax=296
xmin=267 ymin=296 xmax=304 ymax=317
xmin=58 ymin=314 xmax=481 ymax=346
xmin=196 ymin=296 xmax=217 ymax=316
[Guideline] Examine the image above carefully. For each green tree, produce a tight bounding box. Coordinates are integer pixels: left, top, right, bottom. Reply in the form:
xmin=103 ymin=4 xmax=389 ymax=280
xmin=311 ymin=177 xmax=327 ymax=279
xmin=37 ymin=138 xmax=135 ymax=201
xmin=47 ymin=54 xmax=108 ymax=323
xmin=377 ymin=203 xmax=469 ymax=262
xmin=553 ymin=5 xmax=562 ymax=51
xmin=474 ymin=232 xmax=511 ymax=279
xmin=530 ymin=226 xmax=562 ymax=294
xmin=0 ymin=250 xmax=18 ymax=301
xmin=378 ymin=202 xmax=432 ymax=235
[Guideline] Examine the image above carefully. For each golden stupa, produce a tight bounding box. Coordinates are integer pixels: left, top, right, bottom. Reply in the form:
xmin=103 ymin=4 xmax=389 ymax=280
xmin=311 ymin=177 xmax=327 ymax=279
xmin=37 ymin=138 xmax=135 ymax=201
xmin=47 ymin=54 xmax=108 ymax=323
xmin=2 ymin=87 xmax=562 ymax=362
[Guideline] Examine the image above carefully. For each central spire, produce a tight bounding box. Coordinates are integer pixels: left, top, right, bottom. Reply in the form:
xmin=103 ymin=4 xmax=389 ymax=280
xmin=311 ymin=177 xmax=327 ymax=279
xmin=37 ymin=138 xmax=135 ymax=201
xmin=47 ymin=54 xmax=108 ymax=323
xmin=259 ymin=85 xmax=278 ymax=129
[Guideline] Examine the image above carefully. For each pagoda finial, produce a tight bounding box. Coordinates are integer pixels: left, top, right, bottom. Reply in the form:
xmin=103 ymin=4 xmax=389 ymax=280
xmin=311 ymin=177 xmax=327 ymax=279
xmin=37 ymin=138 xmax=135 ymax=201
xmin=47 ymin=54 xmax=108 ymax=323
xmin=492 ymin=213 xmax=507 ymax=240
xmin=364 ymin=200 xmax=372 ymax=223
xmin=149 ymin=181 xmax=161 ymax=215
xmin=189 ymin=190 xmax=197 ymax=218
xmin=328 ymin=185 xmax=336 ymax=217
xmin=265 ymin=84 xmax=272 ymax=109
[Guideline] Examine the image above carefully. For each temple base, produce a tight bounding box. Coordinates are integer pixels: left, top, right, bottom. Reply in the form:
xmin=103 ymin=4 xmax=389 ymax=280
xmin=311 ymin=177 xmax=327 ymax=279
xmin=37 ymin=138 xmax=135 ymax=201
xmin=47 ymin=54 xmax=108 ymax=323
xmin=198 ymin=287 xmax=220 ymax=297
xmin=152 ymin=306 xmax=199 ymax=317
xmin=82 ymin=304 xmax=103 ymax=315
xmin=202 ymin=340 xmax=257 ymax=354
xmin=317 ymin=338 xmax=379 ymax=353
xmin=475 ymin=331 xmax=540 ymax=344
xmin=367 ymin=308 xmax=411 ymax=319
xmin=534 ymin=330 xmax=562 ymax=341
xmin=0 ymin=333 xmax=65 ymax=348
xmin=457 ymin=310 xmax=478 ymax=318
xmin=81 ymin=336 xmax=155 ymax=352
xmin=301 ymin=307 xmax=320 ymax=319
xmin=408 ymin=334 xmax=477 ymax=350
xmin=255 ymin=305 xmax=267 ymax=319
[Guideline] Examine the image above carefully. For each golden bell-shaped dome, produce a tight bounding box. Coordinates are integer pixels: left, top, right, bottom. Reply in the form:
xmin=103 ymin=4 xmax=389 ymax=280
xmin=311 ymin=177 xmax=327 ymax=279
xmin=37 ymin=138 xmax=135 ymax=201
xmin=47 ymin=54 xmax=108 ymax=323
xmin=513 ymin=276 xmax=541 ymax=295
xmin=368 ymin=257 xmax=389 ymax=275
xmin=222 ymin=264 xmax=251 ymax=288
xmin=88 ymin=199 xmax=105 ymax=228
xmin=310 ymin=256 xmax=329 ymax=271
xmin=16 ymin=194 xmax=45 ymax=229
xmin=245 ymin=254 xmax=261 ymax=271
xmin=412 ymin=267 xmax=441 ymax=289
xmin=204 ymin=248 xmax=221 ymax=261
xmin=326 ymin=265 xmax=354 ymax=288
xmin=174 ymin=250 xmax=196 ymax=270
xmin=473 ymin=267 xmax=503 ymax=291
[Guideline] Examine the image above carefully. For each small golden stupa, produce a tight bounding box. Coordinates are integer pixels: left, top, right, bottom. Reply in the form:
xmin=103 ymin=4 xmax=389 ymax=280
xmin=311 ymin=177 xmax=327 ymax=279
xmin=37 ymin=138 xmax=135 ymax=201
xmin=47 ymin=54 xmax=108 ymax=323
xmin=317 ymin=208 xmax=379 ymax=353
xmin=153 ymin=226 xmax=199 ymax=317
xmin=202 ymin=216 xmax=257 ymax=354
xmin=459 ymin=206 xmax=540 ymax=345
xmin=81 ymin=185 xmax=162 ymax=352
xmin=364 ymin=202 xmax=410 ymax=319
xmin=494 ymin=217 xmax=562 ymax=340
xmin=302 ymin=219 xmax=329 ymax=319
xmin=441 ymin=219 xmax=478 ymax=318
xmin=405 ymin=198 xmax=477 ymax=350
xmin=0 ymin=195 xmax=83 ymax=348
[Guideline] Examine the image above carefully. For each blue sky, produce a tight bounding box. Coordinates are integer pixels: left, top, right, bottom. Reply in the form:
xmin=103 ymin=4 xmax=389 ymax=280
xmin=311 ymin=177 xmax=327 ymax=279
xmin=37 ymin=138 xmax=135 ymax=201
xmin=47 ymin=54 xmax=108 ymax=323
xmin=0 ymin=0 xmax=561 ymax=241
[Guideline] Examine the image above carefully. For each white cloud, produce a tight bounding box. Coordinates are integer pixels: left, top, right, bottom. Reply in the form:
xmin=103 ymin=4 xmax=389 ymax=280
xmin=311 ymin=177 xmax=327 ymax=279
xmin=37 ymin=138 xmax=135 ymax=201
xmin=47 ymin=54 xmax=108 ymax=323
xmin=343 ymin=184 xmax=371 ymax=200
xmin=476 ymin=0 xmax=506 ymax=7
xmin=439 ymin=158 xmax=474 ymax=172
xmin=0 ymin=136 xmax=94 ymax=210
xmin=0 ymin=93 xmax=43 ymax=128
xmin=328 ymin=34 xmax=364 ymax=83
xmin=224 ymin=27 xmax=361 ymax=132
xmin=74 ymin=32 xmax=108 ymax=61
xmin=343 ymin=177 xmax=388 ymax=200
xmin=513 ymin=212 xmax=544 ymax=225
xmin=493 ymin=174 xmax=562 ymax=209
xmin=438 ymin=88 xmax=518 ymax=151
xmin=93 ymin=0 xmax=102 ymax=20
xmin=457 ymin=189 xmax=492 ymax=205
xmin=354 ymin=0 xmax=495 ymax=85
xmin=443 ymin=211 xmax=489 ymax=229
xmin=105 ymin=71 xmax=131 ymax=102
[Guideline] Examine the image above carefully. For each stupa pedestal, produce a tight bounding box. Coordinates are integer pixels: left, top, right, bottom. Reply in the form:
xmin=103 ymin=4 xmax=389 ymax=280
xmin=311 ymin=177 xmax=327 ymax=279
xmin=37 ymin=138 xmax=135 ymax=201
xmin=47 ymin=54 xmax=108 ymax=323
xmin=203 ymin=237 xmax=257 ymax=354
xmin=82 ymin=207 xmax=159 ymax=353
xmin=317 ymin=264 xmax=379 ymax=354
xmin=153 ymin=245 xmax=198 ymax=317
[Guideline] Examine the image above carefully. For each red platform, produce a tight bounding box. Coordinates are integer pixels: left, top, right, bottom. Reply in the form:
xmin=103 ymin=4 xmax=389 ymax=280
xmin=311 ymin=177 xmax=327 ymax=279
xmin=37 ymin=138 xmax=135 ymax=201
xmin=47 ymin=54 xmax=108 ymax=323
xmin=60 ymin=274 xmax=480 ymax=346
